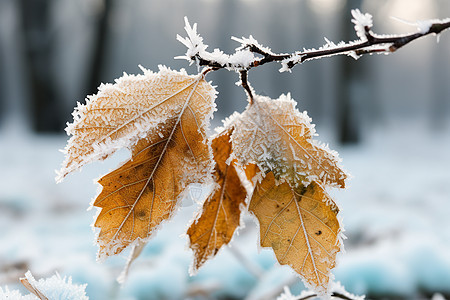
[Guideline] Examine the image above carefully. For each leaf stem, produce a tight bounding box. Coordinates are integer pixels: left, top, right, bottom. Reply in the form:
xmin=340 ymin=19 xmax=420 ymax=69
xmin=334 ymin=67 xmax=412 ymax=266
xmin=239 ymin=70 xmax=254 ymax=104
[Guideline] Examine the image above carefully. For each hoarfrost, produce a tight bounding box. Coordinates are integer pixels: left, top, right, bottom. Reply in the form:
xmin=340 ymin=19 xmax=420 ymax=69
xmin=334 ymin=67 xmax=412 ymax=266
xmin=0 ymin=287 xmax=36 ymax=300
xmin=56 ymin=65 xmax=217 ymax=182
xmin=351 ymin=9 xmax=373 ymax=41
xmin=231 ymin=94 xmax=347 ymax=188
xmin=276 ymin=282 xmax=364 ymax=300
xmin=392 ymin=16 xmax=450 ymax=35
xmin=19 ymin=271 xmax=89 ymax=300
xmin=232 ymin=35 xmax=276 ymax=55
xmin=330 ymin=281 xmax=365 ymax=300
xmin=175 ymin=17 xmax=207 ymax=65
xmin=176 ymin=18 xmax=259 ymax=72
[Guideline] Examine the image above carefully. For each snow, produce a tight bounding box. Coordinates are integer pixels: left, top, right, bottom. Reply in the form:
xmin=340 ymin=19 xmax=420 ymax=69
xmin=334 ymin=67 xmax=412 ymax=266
xmin=0 ymin=287 xmax=36 ymax=300
xmin=432 ymin=294 xmax=447 ymax=300
xmin=1 ymin=122 xmax=450 ymax=299
xmin=22 ymin=271 xmax=89 ymax=300
xmin=1 ymin=271 xmax=89 ymax=299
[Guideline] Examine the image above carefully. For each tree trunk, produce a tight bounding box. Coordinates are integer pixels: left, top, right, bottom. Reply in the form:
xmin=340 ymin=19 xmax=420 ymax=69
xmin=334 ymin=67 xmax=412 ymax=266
xmin=85 ymin=0 xmax=115 ymax=97
xmin=18 ymin=0 xmax=61 ymax=132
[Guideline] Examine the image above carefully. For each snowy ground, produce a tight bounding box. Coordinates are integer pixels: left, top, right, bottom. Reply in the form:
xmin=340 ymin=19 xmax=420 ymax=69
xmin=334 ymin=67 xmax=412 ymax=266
xmin=1 ymin=123 xmax=450 ymax=300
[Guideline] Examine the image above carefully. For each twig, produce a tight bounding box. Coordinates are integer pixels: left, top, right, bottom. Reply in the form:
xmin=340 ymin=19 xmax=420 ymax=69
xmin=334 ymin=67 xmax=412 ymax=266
xmin=239 ymin=70 xmax=254 ymax=103
xmin=177 ymin=10 xmax=450 ymax=75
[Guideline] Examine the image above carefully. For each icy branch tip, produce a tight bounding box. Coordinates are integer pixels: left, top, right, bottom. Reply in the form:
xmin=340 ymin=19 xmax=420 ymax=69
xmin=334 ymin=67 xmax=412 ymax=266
xmin=351 ymin=9 xmax=373 ymax=28
xmin=175 ymin=17 xmax=208 ymax=63
xmin=392 ymin=16 xmax=450 ymax=34
xmin=351 ymin=9 xmax=373 ymax=41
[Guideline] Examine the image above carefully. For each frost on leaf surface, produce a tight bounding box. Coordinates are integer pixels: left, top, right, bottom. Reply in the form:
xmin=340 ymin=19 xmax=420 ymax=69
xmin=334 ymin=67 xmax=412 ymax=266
xmin=249 ymin=172 xmax=342 ymax=295
xmin=188 ymin=129 xmax=249 ymax=272
xmin=57 ymin=66 xmax=216 ymax=182
xmin=62 ymin=67 xmax=217 ymax=259
xmin=231 ymin=94 xmax=347 ymax=189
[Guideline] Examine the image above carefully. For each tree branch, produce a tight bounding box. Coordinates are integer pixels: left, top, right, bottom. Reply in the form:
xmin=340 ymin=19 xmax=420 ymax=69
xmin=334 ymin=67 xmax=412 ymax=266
xmin=177 ymin=10 xmax=450 ymax=76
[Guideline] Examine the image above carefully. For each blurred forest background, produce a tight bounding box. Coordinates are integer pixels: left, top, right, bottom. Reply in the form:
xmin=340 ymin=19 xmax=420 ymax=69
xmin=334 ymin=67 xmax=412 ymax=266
xmin=1 ymin=0 xmax=449 ymax=140
xmin=1 ymin=0 xmax=450 ymax=299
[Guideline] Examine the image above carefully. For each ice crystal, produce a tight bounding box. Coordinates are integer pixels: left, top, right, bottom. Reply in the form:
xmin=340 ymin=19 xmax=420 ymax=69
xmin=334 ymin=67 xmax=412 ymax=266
xmin=230 ymin=94 xmax=347 ymax=189
xmin=57 ymin=65 xmax=217 ymax=182
xmin=351 ymin=9 xmax=373 ymax=41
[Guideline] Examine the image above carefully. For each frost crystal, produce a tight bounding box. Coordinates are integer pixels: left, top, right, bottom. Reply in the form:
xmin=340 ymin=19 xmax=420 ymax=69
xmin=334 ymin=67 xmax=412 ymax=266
xmin=351 ymin=9 xmax=373 ymax=41
xmin=392 ymin=16 xmax=450 ymax=35
xmin=232 ymin=35 xmax=276 ymax=55
xmin=176 ymin=17 xmax=207 ymax=65
xmin=0 ymin=287 xmax=36 ymax=300
xmin=20 ymin=271 xmax=89 ymax=300
xmin=57 ymin=65 xmax=217 ymax=182
xmin=176 ymin=18 xmax=259 ymax=72
xmin=231 ymin=94 xmax=347 ymax=189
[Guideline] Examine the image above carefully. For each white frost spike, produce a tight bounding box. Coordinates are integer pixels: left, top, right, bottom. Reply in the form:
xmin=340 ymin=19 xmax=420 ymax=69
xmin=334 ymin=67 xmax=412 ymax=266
xmin=175 ymin=17 xmax=208 ymax=64
xmin=392 ymin=16 xmax=450 ymax=35
xmin=351 ymin=9 xmax=373 ymax=41
xmin=176 ymin=18 xmax=260 ymax=71
xmin=232 ymin=35 xmax=276 ymax=55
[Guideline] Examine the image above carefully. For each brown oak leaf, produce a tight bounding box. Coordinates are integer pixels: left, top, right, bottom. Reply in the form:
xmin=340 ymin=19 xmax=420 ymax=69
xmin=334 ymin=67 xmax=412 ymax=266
xmin=57 ymin=66 xmax=216 ymax=182
xmin=249 ymin=171 xmax=342 ymax=294
xmin=231 ymin=94 xmax=347 ymax=189
xmin=58 ymin=66 xmax=217 ymax=259
xmin=187 ymin=129 xmax=248 ymax=272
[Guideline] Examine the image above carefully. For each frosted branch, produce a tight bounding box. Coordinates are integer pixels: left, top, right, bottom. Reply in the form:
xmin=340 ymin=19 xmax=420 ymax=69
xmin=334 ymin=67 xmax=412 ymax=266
xmin=177 ymin=10 xmax=450 ymax=75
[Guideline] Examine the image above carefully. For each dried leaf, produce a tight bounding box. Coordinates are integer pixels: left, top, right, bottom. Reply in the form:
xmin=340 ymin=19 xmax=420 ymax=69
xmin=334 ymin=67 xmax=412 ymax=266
xmin=231 ymin=94 xmax=347 ymax=188
xmin=20 ymin=274 xmax=48 ymax=300
xmin=188 ymin=129 xmax=248 ymax=272
xmin=72 ymin=68 xmax=218 ymax=259
xmin=249 ymin=172 xmax=342 ymax=294
xmin=57 ymin=66 xmax=216 ymax=182
xmin=243 ymin=163 xmax=260 ymax=187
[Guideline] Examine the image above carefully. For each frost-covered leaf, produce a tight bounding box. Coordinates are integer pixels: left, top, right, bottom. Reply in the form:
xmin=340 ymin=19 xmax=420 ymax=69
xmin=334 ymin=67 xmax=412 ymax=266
xmin=57 ymin=65 xmax=216 ymax=182
xmin=20 ymin=271 xmax=89 ymax=300
xmin=249 ymin=172 xmax=342 ymax=295
xmin=82 ymin=68 xmax=216 ymax=259
xmin=188 ymin=129 xmax=248 ymax=272
xmin=231 ymin=94 xmax=347 ymax=189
